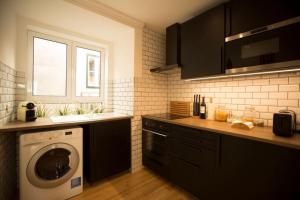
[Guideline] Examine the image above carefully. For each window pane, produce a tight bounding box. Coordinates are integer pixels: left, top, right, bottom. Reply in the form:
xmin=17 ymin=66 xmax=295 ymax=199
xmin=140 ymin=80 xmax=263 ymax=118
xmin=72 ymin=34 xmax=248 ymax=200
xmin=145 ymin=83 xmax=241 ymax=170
xmin=76 ymin=47 xmax=101 ymax=97
xmin=33 ymin=37 xmax=67 ymax=96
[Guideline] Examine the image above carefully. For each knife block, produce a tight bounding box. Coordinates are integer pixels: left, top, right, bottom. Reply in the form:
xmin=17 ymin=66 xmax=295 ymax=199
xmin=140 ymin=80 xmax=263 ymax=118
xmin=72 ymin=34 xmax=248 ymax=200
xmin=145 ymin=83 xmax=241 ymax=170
xmin=193 ymin=102 xmax=199 ymax=116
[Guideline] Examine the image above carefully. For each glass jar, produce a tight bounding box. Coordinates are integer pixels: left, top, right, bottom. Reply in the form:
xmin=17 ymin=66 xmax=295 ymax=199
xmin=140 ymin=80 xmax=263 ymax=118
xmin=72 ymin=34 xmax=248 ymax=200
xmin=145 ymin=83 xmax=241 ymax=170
xmin=243 ymin=106 xmax=256 ymax=122
xmin=227 ymin=110 xmax=233 ymax=123
xmin=215 ymin=106 xmax=228 ymax=122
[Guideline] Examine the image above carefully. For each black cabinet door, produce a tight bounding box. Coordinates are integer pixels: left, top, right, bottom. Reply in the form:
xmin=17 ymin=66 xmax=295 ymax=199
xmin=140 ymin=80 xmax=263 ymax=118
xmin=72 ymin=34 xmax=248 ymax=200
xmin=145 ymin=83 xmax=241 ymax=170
xmin=181 ymin=4 xmax=225 ymax=79
xmin=227 ymin=0 xmax=300 ymax=36
xmin=218 ymin=135 xmax=300 ymax=200
xmin=83 ymin=119 xmax=131 ymax=183
xmin=169 ymin=125 xmax=220 ymax=199
xmin=166 ymin=23 xmax=181 ymax=65
xmin=169 ymin=157 xmax=202 ymax=196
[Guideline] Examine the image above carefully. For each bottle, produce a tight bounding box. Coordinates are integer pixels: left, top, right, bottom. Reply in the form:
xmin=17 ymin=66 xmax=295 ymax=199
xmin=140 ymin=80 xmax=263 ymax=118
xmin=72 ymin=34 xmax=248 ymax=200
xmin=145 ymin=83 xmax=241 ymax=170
xmin=207 ymin=97 xmax=215 ymax=120
xmin=200 ymin=96 xmax=206 ymax=119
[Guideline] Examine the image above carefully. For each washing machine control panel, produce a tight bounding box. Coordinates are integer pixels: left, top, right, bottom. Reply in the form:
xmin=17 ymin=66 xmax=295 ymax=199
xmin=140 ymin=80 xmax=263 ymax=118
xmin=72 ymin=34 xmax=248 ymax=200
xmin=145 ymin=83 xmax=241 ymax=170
xmin=20 ymin=127 xmax=82 ymax=146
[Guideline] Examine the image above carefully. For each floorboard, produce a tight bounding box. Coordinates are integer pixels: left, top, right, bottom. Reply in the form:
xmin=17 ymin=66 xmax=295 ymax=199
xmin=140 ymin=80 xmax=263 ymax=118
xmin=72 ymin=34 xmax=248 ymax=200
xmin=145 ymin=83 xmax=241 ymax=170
xmin=70 ymin=168 xmax=197 ymax=200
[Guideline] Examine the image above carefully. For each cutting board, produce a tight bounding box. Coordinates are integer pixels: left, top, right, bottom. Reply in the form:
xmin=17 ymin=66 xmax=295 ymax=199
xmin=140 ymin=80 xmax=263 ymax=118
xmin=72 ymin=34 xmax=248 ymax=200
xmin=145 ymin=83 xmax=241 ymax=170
xmin=170 ymin=101 xmax=191 ymax=117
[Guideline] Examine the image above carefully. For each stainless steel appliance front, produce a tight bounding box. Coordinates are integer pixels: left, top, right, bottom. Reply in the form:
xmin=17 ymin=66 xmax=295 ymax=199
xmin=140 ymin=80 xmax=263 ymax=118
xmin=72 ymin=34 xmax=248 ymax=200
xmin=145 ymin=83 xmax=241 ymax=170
xmin=225 ymin=16 xmax=300 ymax=74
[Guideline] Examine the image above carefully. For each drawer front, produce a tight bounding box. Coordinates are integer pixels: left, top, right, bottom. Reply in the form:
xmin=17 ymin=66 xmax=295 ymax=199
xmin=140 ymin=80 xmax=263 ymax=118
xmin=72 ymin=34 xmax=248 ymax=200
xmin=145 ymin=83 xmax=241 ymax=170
xmin=171 ymin=139 xmax=217 ymax=168
xmin=172 ymin=125 xmax=219 ymax=150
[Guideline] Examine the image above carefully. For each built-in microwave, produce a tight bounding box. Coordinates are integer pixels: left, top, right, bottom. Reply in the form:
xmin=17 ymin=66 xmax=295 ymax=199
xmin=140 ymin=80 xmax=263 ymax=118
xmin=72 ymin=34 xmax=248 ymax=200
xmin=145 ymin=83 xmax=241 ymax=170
xmin=225 ymin=16 xmax=300 ymax=74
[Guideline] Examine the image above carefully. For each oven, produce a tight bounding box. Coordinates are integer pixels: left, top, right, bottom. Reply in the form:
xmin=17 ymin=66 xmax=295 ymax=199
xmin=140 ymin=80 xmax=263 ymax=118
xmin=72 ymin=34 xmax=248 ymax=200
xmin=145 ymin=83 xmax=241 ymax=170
xmin=225 ymin=16 xmax=300 ymax=74
xmin=142 ymin=119 xmax=170 ymax=176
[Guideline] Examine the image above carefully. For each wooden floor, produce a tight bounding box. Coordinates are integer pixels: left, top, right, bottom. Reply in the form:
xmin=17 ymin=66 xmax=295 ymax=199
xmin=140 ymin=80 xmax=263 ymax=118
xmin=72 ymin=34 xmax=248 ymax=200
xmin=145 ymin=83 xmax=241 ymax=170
xmin=70 ymin=169 xmax=197 ymax=200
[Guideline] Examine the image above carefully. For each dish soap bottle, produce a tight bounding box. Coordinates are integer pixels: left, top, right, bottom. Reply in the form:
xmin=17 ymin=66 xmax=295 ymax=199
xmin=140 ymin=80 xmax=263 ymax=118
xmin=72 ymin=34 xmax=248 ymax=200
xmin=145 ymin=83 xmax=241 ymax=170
xmin=200 ymin=96 xmax=206 ymax=119
xmin=207 ymin=97 xmax=215 ymax=120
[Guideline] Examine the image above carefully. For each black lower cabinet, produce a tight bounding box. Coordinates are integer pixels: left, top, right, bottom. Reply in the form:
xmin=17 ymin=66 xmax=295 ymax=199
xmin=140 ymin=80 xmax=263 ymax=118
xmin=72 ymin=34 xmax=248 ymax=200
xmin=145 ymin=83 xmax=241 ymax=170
xmin=83 ymin=119 xmax=131 ymax=183
xmin=142 ymin=118 xmax=300 ymax=200
xmin=169 ymin=126 xmax=220 ymax=199
xmin=170 ymin=157 xmax=201 ymax=195
xmin=218 ymin=135 xmax=300 ymax=200
xmin=142 ymin=121 xmax=220 ymax=199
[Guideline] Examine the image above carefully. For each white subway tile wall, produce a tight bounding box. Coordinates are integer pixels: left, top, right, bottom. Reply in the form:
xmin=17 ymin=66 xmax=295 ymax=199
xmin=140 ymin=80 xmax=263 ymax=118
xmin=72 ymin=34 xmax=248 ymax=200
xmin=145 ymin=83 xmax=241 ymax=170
xmin=110 ymin=27 xmax=167 ymax=172
xmin=0 ymin=62 xmax=17 ymax=200
xmin=112 ymin=78 xmax=134 ymax=116
xmin=131 ymin=27 xmax=167 ymax=171
xmin=167 ymin=69 xmax=300 ymax=127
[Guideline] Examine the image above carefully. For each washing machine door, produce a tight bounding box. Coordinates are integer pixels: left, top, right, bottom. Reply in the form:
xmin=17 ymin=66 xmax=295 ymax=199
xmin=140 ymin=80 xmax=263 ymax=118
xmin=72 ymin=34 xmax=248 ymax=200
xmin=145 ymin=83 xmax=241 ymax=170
xmin=27 ymin=143 xmax=80 ymax=188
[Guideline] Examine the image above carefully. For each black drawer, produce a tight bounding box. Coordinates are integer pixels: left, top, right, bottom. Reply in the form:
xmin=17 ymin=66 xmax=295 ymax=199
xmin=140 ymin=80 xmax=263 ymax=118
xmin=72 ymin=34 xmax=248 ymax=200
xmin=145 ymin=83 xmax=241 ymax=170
xmin=172 ymin=125 xmax=219 ymax=150
xmin=170 ymin=139 xmax=217 ymax=168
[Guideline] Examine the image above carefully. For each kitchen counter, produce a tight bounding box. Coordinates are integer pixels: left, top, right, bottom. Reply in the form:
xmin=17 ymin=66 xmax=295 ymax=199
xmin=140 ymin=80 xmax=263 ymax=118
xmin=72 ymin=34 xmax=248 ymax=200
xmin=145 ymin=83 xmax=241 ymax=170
xmin=143 ymin=115 xmax=300 ymax=150
xmin=0 ymin=113 xmax=132 ymax=133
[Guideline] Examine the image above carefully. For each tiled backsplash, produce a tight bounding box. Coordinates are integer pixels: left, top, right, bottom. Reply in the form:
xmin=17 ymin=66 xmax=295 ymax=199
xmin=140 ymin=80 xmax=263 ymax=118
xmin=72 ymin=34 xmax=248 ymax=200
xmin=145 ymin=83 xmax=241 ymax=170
xmin=112 ymin=78 xmax=134 ymax=116
xmin=121 ymin=27 xmax=167 ymax=172
xmin=0 ymin=62 xmax=18 ymax=125
xmin=0 ymin=62 xmax=17 ymax=200
xmin=167 ymin=68 xmax=300 ymax=127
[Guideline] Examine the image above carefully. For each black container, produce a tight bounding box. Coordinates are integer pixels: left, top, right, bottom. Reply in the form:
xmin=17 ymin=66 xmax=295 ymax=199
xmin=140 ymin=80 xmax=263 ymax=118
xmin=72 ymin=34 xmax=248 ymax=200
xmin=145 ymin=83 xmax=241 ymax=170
xmin=273 ymin=110 xmax=296 ymax=137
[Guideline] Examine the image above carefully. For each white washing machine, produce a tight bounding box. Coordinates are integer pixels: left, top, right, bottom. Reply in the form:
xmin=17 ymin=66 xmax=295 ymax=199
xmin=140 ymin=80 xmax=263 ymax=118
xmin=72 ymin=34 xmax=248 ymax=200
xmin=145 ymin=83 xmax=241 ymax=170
xmin=19 ymin=127 xmax=83 ymax=200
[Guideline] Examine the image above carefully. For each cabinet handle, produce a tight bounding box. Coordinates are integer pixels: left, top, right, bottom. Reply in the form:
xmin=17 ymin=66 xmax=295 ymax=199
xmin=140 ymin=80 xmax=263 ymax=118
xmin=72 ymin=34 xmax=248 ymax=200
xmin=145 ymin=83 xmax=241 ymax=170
xmin=142 ymin=129 xmax=167 ymax=137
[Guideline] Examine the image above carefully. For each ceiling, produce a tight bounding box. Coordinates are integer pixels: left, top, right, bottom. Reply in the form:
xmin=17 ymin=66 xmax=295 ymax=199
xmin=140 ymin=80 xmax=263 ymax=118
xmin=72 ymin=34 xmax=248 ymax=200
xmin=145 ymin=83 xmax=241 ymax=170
xmin=95 ymin=0 xmax=226 ymax=33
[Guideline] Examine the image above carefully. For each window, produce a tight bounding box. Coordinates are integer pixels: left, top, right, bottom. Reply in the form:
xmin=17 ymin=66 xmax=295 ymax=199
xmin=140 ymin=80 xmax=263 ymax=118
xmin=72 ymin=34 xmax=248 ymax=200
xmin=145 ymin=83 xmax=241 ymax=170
xmin=33 ymin=37 xmax=67 ymax=96
xmin=28 ymin=31 xmax=106 ymax=102
xmin=75 ymin=47 xmax=101 ymax=97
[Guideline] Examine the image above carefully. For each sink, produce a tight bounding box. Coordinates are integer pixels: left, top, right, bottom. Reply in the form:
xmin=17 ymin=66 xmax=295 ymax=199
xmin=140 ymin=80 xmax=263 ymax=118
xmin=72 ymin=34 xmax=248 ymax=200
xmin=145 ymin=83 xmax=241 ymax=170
xmin=50 ymin=113 xmax=115 ymax=123
xmin=84 ymin=114 xmax=105 ymax=120
xmin=50 ymin=113 xmax=126 ymax=123
xmin=50 ymin=115 xmax=89 ymax=123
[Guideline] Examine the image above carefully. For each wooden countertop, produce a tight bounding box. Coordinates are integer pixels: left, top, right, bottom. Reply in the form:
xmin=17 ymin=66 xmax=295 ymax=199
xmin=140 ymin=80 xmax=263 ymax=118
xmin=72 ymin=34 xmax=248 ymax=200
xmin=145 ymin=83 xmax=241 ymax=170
xmin=143 ymin=115 xmax=300 ymax=150
xmin=0 ymin=113 xmax=132 ymax=134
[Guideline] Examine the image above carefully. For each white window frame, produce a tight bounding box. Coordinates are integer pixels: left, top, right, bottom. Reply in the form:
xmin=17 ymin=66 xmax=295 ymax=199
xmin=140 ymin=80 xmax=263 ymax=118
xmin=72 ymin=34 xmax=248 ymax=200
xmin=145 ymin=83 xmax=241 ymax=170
xmin=27 ymin=30 xmax=106 ymax=103
xmin=72 ymin=42 xmax=106 ymax=102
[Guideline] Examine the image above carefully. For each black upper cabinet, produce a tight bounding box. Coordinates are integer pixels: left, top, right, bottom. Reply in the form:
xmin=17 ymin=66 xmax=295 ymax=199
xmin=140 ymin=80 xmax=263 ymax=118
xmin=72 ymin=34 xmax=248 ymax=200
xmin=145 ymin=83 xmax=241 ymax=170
xmin=181 ymin=4 xmax=225 ymax=79
xmin=166 ymin=23 xmax=181 ymax=66
xmin=226 ymin=0 xmax=300 ymax=36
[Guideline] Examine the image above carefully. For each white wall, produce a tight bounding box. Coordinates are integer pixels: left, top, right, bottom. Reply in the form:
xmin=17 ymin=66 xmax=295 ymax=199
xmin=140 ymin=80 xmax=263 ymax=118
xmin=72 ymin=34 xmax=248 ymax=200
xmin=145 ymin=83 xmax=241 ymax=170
xmin=0 ymin=0 xmax=17 ymax=69
xmin=13 ymin=0 xmax=134 ymax=80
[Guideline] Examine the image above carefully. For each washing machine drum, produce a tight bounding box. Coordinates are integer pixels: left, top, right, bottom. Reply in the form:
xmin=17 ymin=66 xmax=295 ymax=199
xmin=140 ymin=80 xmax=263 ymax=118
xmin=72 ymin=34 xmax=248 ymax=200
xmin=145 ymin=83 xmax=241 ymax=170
xmin=27 ymin=143 xmax=79 ymax=188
